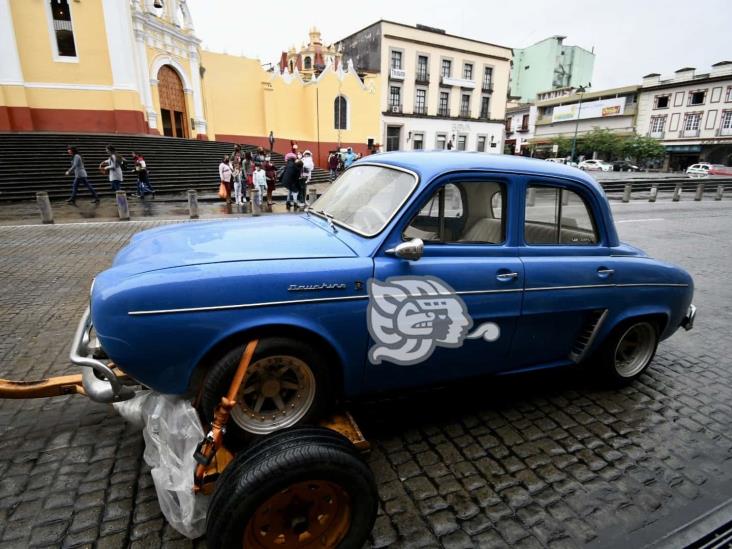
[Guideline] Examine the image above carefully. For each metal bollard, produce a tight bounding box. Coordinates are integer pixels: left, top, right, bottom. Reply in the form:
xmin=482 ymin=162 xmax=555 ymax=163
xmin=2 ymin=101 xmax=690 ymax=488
xmin=649 ymin=185 xmax=658 ymax=202
xmin=672 ymin=183 xmax=682 ymax=202
xmin=36 ymin=192 xmax=54 ymax=224
xmin=187 ymin=190 xmax=199 ymax=219
xmin=716 ymin=184 xmax=724 ymax=201
xmin=250 ymin=187 xmax=261 ymax=216
xmin=694 ymin=182 xmax=704 ymax=201
xmin=527 ymin=187 xmax=536 ymax=207
xmin=116 ymin=190 xmax=130 ymax=220
xmin=622 ymin=183 xmax=632 ymax=203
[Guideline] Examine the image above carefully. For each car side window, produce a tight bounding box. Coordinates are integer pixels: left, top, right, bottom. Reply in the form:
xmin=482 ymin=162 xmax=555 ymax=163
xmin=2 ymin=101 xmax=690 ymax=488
xmin=525 ymin=185 xmax=598 ymax=245
xmin=404 ymin=181 xmax=506 ymax=244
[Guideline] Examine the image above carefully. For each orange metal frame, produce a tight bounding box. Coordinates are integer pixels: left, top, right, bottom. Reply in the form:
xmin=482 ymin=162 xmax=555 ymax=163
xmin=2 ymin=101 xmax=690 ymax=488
xmin=0 ymin=346 xmax=369 ymax=497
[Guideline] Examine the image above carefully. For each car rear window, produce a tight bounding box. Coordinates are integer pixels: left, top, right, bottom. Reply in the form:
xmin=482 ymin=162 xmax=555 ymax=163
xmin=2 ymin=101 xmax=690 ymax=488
xmin=525 ymin=186 xmax=598 ymax=245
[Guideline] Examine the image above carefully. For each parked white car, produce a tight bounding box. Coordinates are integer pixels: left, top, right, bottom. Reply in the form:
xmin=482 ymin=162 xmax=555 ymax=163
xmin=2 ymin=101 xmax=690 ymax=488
xmin=545 ymin=158 xmax=579 ymax=167
xmin=686 ymin=163 xmax=728 ymax=177
xmin=578 ymin=159 xmax=613 ymax=172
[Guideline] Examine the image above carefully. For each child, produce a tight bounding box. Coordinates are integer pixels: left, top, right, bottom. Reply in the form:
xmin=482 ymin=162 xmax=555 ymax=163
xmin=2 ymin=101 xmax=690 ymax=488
xmin=252 ymin=164 xmax=268 ymax=210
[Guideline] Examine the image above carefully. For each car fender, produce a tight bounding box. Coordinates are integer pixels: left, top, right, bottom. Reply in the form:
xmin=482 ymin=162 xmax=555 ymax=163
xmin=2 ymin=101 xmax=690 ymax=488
xmin=188 ymin=309 xmax=364 ymax=398
xmin=593 ymin=304 xmax=672 ymax=355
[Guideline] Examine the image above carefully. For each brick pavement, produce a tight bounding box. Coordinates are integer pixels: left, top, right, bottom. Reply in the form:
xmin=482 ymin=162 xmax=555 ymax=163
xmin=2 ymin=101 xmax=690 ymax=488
xmin=0 ymin=202 xmax=730 ymax=548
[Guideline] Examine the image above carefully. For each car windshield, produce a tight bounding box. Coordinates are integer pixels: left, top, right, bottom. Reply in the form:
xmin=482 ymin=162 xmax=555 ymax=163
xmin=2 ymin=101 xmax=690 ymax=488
xmin=310 ymin=165 xmax=418 ymax=236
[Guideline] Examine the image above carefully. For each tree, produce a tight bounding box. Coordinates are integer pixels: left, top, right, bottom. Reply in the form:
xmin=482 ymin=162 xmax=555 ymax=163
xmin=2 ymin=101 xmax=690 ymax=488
xmin=581 ymin=127 xmax=624 ymax=159
xmin=550 ymin=135 xmax=572 ymax=157
xmin=622 ymin=134 xmax=666 ymax=167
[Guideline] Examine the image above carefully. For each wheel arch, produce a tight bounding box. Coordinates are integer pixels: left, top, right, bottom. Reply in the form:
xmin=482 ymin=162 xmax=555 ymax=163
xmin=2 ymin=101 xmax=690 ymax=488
xmin=603 ymin=307 xmax=670 ymax=342
xmin=187 ymin=321 xmax=348 ymax=402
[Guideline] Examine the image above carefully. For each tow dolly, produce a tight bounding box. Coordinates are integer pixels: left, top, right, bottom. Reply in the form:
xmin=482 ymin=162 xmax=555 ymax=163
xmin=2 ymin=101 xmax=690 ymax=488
xmin=0 ymin=315 xmax=378 ymax=548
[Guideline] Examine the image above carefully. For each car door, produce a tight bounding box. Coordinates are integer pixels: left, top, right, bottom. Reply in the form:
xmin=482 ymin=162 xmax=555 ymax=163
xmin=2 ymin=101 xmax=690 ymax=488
xmin=364 ymin=173 xmax=524 ymax=392
xmin=514 ymin=177 xmax=620 ymax=369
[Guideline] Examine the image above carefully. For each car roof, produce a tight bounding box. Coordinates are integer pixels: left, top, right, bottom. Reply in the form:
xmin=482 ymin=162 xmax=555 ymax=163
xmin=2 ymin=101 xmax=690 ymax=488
xmin=358 ymin=151 xmax=602 ymax=188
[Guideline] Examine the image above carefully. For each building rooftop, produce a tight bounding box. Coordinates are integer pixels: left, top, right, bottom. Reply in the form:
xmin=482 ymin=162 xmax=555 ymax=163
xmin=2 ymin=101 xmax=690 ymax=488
xmin=335 ymin=19 xmax=512 ymax=53
xmin=535 ymin=85 xmax=639 ymax=107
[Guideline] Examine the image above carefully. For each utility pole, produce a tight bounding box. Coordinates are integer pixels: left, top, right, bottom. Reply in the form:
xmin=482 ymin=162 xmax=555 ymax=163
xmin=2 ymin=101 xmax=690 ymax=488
xmin=570 ymin=84 xmax=589 ymax=163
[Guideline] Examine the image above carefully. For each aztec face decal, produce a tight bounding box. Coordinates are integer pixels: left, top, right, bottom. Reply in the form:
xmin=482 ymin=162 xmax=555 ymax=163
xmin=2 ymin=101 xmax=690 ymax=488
xmin=367 ymin=276 xmax=500 ymax=366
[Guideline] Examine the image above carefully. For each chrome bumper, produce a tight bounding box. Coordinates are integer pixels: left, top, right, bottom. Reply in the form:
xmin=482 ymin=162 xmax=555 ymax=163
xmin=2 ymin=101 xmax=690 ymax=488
xmin=681 ymin=304 xmax=696 ymax=331
xmin=70 ymin=306 xmax=135 ymax=403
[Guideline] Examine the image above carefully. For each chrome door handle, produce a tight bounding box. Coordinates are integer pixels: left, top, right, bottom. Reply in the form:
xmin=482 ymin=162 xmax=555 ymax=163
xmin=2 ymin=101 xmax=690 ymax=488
xmin=496 ymin=272 xmax=519 ymax=282
xmin=597 ymin=268 xmax=615 ymax=276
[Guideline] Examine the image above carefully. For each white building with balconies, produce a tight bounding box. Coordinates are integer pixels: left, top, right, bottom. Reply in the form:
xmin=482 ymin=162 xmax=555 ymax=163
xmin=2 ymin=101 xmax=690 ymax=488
xmin=337 ymin=20 xmax=511 ymax=153
xmin=636 ymin=62 xmax=732 ymax=170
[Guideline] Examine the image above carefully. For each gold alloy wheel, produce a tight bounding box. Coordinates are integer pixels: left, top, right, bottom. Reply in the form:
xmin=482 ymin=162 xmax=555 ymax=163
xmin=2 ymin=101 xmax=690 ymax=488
xmin=230 ymin=355 xmax=317 ymax=435
xmin=242 ymin=480 xmax=352 ymax=548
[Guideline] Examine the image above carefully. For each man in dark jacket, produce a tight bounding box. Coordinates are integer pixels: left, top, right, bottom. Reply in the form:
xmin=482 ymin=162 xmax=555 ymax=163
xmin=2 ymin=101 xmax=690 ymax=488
xmin=281 ymin=156 xmax=301 ymax=210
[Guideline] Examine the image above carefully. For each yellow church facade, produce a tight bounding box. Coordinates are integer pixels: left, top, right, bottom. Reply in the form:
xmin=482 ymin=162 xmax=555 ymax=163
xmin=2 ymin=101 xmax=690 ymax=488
xmin=0 ymin=0 xmax=380 ymax=163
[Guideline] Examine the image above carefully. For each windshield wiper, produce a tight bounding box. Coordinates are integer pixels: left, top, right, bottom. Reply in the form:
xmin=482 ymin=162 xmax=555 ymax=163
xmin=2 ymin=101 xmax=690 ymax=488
xmin=316 ymin=209 xmax=337 ymax=232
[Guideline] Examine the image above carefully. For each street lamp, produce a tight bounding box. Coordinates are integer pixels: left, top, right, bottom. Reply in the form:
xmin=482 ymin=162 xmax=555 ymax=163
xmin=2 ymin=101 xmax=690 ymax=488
xmin=569 ymin=83 xmax=590 ymax=163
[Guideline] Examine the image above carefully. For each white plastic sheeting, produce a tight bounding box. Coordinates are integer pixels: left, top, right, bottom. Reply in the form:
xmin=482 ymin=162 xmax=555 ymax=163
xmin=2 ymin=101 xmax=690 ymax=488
xmin=114 ymin=391 xmax=209 ymax=539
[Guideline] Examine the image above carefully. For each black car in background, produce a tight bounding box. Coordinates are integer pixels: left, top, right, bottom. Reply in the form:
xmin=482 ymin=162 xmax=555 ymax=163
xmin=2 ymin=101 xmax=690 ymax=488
xmin=612 ymin=160 xmax=640 ymax=172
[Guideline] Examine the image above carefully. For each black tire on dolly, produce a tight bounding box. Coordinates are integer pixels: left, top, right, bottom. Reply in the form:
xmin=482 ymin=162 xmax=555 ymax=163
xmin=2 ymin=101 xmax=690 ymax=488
xmin=201 ymin=338 xmax=333 ymax=447
xmin=596 ymin=319 xmax=659 ymax=385
xmin=206 ymin=427 xmax=378 ymax=549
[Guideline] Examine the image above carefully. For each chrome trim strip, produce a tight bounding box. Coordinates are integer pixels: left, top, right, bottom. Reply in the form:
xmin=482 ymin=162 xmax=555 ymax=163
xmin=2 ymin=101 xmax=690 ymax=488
xmin=127 ymin=282 xmax=690 ymax=316
xmin=129 ymin=294 xmax=370 ymax=316
xmin=525 ymin=284 xmax=614 ymax=292
xmin=457 ymin=288 xmax=522 ymax=296
xmin=616 ymin=283 xmax=689 ymax=288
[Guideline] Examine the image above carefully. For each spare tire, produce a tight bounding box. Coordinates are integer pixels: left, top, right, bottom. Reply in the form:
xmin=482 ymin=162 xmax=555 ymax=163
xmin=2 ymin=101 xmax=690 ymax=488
xmin=207 ymin=427 xmax=378 ymax=549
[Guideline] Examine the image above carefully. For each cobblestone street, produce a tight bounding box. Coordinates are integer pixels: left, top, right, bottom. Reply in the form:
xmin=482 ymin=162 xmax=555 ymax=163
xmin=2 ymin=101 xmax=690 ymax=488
xmin=0 ymin=200 xmax=730 ymax=548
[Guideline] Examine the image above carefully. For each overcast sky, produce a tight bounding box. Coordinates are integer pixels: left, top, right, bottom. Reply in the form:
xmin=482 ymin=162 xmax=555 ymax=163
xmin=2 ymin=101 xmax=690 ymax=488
xmin=188 ymin=0 xmax=729 ymax=91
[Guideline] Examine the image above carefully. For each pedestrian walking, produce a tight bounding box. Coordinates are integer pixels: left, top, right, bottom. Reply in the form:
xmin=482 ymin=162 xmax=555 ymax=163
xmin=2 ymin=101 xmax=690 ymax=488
xmin=100 ymin=145 xmax=125 ymax=192
xmin=231 ymin=146 xmax=244 ymax=206
xmin=281 ymin=156 xmax=300 ymax=210
xmin=131 ymin=151 xmax=155 ymax=198
xmin=447 ymin=140 xmax=453 ymax=150
xmin=219 ymin=154 xmax=233 ymax=204
xmin=343 ymin=147 xmax=357 ymax=169
xmin=263 ymin=154 xmax=277 ymax=208
xmin=243 ymin=151 xmax=256 ymax=206
xmin=65 ymin=145 xmax=99 ymax=204
xmin=300 ymin=150 xmax=314 ymax=207
xmin=328 ymin=151 xmax=339 ymax=182
xmin=284 ymin=142 xmax=298 ymax=162
xmin=252 ymin=163 xmax=267 ymax=210
xmin=254 ymin=146 xmax=266 ymax=166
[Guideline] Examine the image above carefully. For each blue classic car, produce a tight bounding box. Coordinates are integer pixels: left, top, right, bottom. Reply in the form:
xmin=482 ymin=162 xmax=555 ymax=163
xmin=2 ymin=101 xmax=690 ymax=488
xmin=73 ymin=152 xmax=696 ymax=439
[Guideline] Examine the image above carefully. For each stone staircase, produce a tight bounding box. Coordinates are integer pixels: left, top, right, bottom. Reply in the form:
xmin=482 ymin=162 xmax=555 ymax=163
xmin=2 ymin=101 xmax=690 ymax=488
xmin=0 ymin=133 xmax=330 ymax=202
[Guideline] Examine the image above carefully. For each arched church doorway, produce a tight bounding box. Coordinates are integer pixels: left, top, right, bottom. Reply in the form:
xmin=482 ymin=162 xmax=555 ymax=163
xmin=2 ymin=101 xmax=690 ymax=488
xmin=157 ymin=65 xmax=188 ymax=138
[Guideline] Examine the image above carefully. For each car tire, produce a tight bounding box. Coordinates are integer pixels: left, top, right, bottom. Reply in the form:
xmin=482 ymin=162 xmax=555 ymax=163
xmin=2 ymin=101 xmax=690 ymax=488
xmin=201 ymin=338 xmax=333 ymax=446
xmin=596 ymin=320 xmax=659 ymax=385
xmin=206 ymin=427 xmax=378 ymax=549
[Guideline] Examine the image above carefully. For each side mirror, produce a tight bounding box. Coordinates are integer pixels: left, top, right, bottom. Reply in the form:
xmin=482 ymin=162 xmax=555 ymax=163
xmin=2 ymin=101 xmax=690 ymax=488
xmin=386 ymin=238 xmax=424 ymax=261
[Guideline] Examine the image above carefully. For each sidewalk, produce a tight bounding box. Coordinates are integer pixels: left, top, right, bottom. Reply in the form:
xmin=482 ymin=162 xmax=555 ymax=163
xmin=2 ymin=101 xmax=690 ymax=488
xmin=0 ymin=181 xmax=332 ymax=225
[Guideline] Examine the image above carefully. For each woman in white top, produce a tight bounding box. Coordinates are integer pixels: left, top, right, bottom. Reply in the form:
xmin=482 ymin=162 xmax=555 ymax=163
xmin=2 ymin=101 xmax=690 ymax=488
xmin=219 ymin=155 xmax=233 ymax=204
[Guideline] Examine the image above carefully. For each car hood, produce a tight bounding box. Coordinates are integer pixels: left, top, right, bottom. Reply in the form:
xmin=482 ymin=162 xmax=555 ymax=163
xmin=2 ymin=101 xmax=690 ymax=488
xmin=112 ymin=215 xmax=357 ymax=274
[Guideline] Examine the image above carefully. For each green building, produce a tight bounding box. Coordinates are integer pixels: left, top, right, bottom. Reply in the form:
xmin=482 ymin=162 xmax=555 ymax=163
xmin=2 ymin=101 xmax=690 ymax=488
xmin=510 ymin=36 xmax=595 ymax=102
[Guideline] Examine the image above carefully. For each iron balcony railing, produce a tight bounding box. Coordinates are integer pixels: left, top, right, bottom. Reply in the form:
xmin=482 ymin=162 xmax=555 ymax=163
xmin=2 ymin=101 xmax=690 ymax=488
xmin=415 ymin=71 xmax=429 ymax=83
